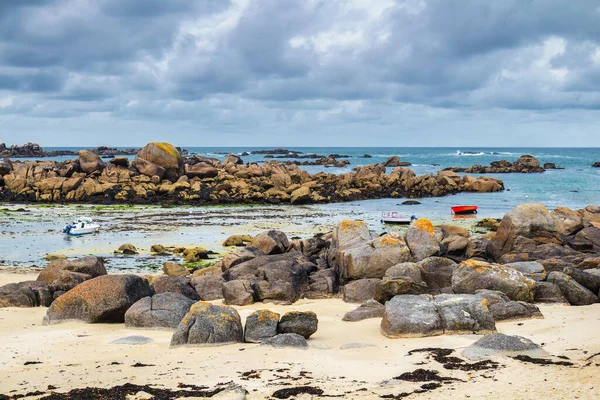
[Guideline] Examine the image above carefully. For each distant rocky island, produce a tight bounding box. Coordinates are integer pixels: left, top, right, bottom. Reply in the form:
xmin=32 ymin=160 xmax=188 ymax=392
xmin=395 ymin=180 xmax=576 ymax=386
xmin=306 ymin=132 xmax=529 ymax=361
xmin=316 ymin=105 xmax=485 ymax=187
xmin=0 ymin=142 xmax=188 ymax=159
xmin=0 ymin=141 xmax=503 ymax=204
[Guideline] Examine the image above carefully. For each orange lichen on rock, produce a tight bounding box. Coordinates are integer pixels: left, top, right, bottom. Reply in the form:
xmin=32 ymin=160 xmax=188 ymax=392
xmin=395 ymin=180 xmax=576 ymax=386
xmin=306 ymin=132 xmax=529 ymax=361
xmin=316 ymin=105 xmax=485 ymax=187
xmin=413 ymin=218 xmax=435 ymax=234
xmin=155 ymin=142 xmax=182 ymax=160
xmin=339 ymin=220 xmax=367 ymax=231
xmin=377 ymin=235 xmax=402 ymax=246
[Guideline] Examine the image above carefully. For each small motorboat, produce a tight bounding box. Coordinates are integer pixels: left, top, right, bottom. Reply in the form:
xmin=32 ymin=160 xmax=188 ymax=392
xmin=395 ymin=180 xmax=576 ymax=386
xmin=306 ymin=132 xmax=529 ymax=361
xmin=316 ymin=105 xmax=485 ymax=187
xmin=381 ymin=211 xmax=417 ymax=225
xmin=451 ymin=205 xmax=478 ymax=215
xmin=63 ymin=217 xmax=100 ymax=236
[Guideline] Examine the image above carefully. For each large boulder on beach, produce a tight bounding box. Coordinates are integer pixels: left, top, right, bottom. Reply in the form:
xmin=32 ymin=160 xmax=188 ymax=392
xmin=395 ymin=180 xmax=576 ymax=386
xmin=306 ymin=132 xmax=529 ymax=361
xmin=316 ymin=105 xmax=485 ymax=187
xmin=44 ymin=275 xmax=152 ymax=324
xmin=330 ymin=221 xmax=411 ymax=281
xmin=373 ymin=279 xmax=427 ymax=304
xmin=222 ymin=246 xmax=263 ymax=270
xmin=277 ymin=311 xmax=318 ymax=339
xmin=488 ymin=301 xmax=543 ymax=321
xmin=37 ymin=256 xmax=106 ymax=285
xmin=170 ymin=302 xmax=243 ymax=347
xmin=342 ymin=278 xmax=379 ymax=303
xmin=405 ymin=219 xmax=441 ymax=261
xmin=563 ymin=267 xmax=600 ymax=294
xmin=342 ymin=300 xmax=385 ymax=322
xmin=381 ymin=295 xmax=441 ymax=338
xmin=222 ymin=280 xmax=255 ymax=306
xmin=151 ymin=276 xmax=199 ymax=301
xmin=135 ymin=142 xmax=183 ymax=179
xmin=533 ymin=282 xmax=569 ymax=304
xmin=547 ymin=271 xmax=598 ymax=305
xmin=191 ymin=274 xmax=225 ymax=300
xmin=503 ymin=261 xmax=547 ymax=281
xmin=163 ymin=262 xmax=189 ymax=277
xmin=451 ymin=259 xmax=536 ymax=302
xmin=304 ymin=269 xmax=338 ymax=299
xmin=78 ymin=150 xmax=105 ymax=174
xmin=124 ymin=293 xmax=195 ymax=329
xmin=380 ymin=294 xmax=496 ymax=338
xmin=417 ymin=257 xmax=457 ymax=293
xmin=0 ymin=281 xmax=53 ymax=308
xmin=223 ymin=252 xmax=311 ymax=304
xmin=261 ymin=333 xmax=308 ymax=349
xmin=244 ymin=309 xmax=280 ymax=343
xmin=463 ymin=333 xmax=548 ymax=359
xmin=492 ymin=203 xmax=560 ymax=256
xmin=250 ymin=230 xmax=289 ymax=255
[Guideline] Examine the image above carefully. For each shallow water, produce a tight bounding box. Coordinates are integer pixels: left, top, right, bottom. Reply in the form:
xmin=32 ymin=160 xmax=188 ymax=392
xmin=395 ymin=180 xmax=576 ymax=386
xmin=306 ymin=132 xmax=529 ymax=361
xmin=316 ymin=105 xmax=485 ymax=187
xmin=3 ymin=147 xmax=599 ymax=272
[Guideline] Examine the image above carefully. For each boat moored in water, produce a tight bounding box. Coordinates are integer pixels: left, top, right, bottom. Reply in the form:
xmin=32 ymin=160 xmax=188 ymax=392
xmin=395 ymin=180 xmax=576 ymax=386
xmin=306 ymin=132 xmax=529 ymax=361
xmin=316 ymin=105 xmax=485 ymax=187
xmin=63 ymin=217 xmax=100 ymax=236
xmin=451 ymin=205 xmax=478 ymax=215
xmin=381 ymin=211 xmax=417 ymax=225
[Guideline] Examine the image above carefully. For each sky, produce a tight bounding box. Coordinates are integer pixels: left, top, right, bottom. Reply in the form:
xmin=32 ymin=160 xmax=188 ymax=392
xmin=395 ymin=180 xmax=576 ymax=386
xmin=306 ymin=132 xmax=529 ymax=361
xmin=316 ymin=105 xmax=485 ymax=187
xmin=0 ymin=0 xmax=599 ymax=147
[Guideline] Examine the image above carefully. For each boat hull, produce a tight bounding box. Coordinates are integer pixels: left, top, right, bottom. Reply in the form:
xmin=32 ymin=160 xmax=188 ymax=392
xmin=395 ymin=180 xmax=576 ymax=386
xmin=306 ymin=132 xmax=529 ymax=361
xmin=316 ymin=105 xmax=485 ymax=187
xmin=451 ymin=206 xmax=478 ymax=215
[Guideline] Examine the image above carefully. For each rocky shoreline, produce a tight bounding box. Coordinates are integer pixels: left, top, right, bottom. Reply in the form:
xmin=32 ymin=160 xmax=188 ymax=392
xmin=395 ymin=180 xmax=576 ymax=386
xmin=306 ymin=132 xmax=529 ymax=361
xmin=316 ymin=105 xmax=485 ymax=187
xmin=0 ymin=141 xmax=504 ymax=204
xmin=444 ymin=154 xmax=560 ymax=173
xmin=1 ymin=202 xmax=599 ymax=398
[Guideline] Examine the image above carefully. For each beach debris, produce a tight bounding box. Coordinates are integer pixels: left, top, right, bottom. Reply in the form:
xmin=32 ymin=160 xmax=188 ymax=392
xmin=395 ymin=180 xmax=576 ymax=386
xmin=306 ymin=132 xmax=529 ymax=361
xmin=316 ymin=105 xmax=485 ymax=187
xmin=271 ymin=386 xmax=324 ymax=399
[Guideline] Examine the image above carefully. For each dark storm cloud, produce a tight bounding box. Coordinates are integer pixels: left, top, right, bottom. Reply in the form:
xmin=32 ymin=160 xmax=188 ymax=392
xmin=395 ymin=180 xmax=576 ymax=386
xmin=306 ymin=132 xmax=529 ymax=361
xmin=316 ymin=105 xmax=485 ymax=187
xmin=0 ymin=0 xmax=600 ymax=145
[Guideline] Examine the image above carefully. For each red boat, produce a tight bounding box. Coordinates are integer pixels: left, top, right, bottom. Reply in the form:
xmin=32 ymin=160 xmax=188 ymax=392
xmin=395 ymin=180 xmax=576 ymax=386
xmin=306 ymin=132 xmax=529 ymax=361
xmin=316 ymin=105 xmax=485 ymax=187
xmin=451 ymin=205 xmax=478 ymax=215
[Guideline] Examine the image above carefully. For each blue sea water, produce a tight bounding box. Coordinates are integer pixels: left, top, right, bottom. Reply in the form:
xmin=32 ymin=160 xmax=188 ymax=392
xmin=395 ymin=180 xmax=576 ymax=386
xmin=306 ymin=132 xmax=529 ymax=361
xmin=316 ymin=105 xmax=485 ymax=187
xmin=17 ymin=146 xmax=600 ymax=216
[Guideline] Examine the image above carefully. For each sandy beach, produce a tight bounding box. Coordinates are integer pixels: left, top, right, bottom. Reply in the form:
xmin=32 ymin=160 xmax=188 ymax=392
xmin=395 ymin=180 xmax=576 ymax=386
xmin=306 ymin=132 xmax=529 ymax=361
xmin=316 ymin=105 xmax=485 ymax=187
xmin=1 ymin=271 xmax=598 ymax=399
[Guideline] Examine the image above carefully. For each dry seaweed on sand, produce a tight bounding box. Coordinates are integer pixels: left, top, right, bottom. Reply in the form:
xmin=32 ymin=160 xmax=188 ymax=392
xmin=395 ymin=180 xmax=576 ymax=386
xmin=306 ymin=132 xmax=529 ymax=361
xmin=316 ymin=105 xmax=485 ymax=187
xmin=35 ymin=382 xmax=223 ymax=400
xmin=407 ymin=347 xmax=500 ymax=371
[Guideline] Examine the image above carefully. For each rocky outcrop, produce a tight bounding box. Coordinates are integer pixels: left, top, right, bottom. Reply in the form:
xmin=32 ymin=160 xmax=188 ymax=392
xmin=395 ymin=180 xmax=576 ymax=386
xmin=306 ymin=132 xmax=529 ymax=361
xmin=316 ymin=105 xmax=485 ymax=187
xmin=0 ymin=281 xmax=53 ymax=307
xmin=124 ymin=293 xmax=195 ymax=329
xmin=405 ymin=219 xmax=440 ymax=261
xmin=382 ymin=156 xmax=411 ymax=167
xmin=37 ymin=256 xmax=107 ymax=289
xmin=342 ymin=300 xmax=385 ymax=322
xmin=0 ymin=142 xmax=504 ymax=205
xmin=491 ymin=203 xmax=560 ymax=257
xmin=150 ymin=276 xmax=199 ymax=300
xmin=244 ymin=309 xmax=280 ymax=343
xmin=78 ymin=150 xmax=105 ymax=174
xmin=445 ymin=155 xmax=545 ymax=173
xmin=329 ymin=221 xmax=411 ymax=282
xmin=547 ymin=271 xmax=598 ymax=306
xmin=44 ymin=275 xmax=152 ymax=324
xmin=381 ymin=294 xmax=496 ymax=338
xmin=277 ymin=311 xmax=318 ymax=339
xmin=134 ymin=142 xmax=184 ymax=181
xmin=170 ymin=302 xmax=243 ymax=347
xmin=451 ymin=259 xmax=536 ymax=302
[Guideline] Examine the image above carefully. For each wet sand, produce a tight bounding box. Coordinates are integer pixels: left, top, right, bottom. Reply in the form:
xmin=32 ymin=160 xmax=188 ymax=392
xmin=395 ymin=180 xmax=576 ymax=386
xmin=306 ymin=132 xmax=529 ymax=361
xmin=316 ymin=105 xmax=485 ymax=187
xmin=0 ymin=272 xmax=598 ymax=399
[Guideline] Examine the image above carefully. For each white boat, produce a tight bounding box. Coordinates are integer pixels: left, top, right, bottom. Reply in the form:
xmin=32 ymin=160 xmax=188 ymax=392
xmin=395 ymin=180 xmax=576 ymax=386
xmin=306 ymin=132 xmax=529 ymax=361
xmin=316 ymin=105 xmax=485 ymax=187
xmin=381 ymin=211 xmax=417 ymax=225
xmin=63 ymin=217 xmax=100 ymax=236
